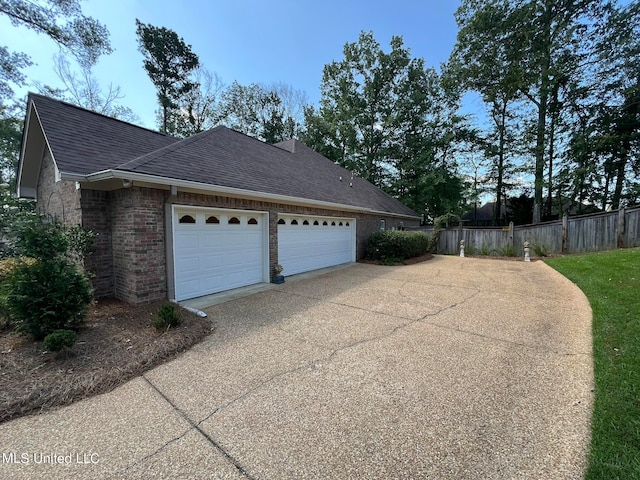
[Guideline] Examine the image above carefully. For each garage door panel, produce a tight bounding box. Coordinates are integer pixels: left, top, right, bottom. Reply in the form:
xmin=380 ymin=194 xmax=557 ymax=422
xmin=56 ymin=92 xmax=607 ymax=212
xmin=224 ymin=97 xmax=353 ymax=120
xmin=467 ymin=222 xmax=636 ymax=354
xmin=175 ymin=256 xmax=201 ymax=275
xmin=176 ymin=233 xmax=199 ymax=249
xmin=200 ymin=274 xmax=224 ymax=291
xmin=174 ymin=208 xmax=267 ymax=301
xmin=200 ymin=232 xmax=223 ymax=248
xmin=200 ymin=253 xmax=224 ymax=269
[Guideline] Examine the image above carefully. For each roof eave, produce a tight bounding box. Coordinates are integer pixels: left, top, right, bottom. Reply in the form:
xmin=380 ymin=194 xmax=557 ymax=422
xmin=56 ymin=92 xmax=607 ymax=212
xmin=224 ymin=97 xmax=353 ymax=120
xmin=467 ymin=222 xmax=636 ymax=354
xmin=74 ymin=169 xmax=419 ymax=220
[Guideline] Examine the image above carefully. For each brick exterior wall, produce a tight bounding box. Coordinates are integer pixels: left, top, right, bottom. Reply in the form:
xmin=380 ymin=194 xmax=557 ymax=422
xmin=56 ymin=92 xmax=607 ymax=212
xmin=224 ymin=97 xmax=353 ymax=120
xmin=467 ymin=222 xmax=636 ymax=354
xmin=36 ymin=153 xmax=418 ymax=304
xmin=81 ymin=190 xmax=114 ymax=299
xmin=36 ymin=153 xmax=81 ymax=225
xmin=109 ymin=187 xmax=167 ymax=304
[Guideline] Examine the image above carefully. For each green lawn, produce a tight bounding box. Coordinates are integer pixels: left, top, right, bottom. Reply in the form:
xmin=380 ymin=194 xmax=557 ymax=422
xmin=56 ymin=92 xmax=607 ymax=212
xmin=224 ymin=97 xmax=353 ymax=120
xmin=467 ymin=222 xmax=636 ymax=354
xmin=546 ymin=248 xmax=640 ymax=479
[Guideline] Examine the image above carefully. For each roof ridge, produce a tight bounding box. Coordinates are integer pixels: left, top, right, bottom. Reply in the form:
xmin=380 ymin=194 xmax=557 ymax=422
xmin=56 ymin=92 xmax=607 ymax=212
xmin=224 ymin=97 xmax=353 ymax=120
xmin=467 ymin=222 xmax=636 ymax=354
xmin=28 ymin=92 xmax=175 ymax=140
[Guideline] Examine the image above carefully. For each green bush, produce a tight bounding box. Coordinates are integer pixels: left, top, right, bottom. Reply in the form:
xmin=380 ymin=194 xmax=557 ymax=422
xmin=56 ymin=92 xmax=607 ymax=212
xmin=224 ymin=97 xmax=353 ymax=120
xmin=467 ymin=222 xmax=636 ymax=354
xmin=153 ymin=303 xmax=181 ymax=331
xmin=3 ymin=259 xmax=93 ymax=340
xmin=0 ymin=214 xmax=95 ymax=341
xmin=464 ymin=245 xmax=478 ymax=255
xmin=43 ymin=329 xmax=77 ymax=352
xmin=367 ymin=231 xmax=430 ymax=261
xmin=499 ymin=245 xmax=517 ymax=257
xmin=533 ymin=244 xmax=549 ymax=257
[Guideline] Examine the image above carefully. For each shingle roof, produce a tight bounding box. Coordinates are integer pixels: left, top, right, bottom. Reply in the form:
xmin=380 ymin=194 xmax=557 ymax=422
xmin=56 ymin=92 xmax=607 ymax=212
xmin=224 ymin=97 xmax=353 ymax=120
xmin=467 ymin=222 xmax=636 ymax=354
xmin=29 ymin=93 xmax=178 ymax=175
xmin=29 ymin=94 xmax=418 ymax=217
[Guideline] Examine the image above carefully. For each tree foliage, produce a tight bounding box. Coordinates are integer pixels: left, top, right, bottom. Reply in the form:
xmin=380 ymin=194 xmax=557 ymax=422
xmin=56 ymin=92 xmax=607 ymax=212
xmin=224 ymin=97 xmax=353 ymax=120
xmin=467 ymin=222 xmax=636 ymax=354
xmin=166 ymin=67 xmax=224 ymax=137
xmin=135 ymin=19 xmax=200 ymax=135
xmin=451 ymin=0 xmax=638 ymax=222
xmin=303 ymin=31 xmax=467 ymax=218
xmin=0 ymin=0 xmax=111 ymax=101
xmin=36 ymin=54 xmax=138 ymax=122
xmin=0 ymin=0 xmax=112 ymax=188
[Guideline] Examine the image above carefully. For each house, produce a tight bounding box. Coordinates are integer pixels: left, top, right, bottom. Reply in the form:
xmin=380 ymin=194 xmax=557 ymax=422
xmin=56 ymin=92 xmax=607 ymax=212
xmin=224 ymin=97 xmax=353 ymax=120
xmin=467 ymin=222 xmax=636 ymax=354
xmin=17 ymin=94 xmax=420 ymax=304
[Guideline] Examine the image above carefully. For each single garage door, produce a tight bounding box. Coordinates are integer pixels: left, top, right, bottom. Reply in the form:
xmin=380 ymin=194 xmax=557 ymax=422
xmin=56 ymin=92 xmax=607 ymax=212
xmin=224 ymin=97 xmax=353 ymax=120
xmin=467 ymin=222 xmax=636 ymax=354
xmin=278 ymin=215 xmax=355 ymax=276
xmin=173 ymin=207 xmax=267 ymax=301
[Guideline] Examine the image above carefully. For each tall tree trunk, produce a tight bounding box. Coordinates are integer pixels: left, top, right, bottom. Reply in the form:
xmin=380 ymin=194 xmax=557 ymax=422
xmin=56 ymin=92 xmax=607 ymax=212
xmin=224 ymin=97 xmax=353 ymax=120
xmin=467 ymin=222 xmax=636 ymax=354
xmin=533 ymin=1 xmax=553 ymax=224
xmin=546 ymin=82 xmax=560 ymax=220
xmin=612 ymin=147 xmax=628 ymax=209
xmin=494 ymin=99 xmax=507 ymax=226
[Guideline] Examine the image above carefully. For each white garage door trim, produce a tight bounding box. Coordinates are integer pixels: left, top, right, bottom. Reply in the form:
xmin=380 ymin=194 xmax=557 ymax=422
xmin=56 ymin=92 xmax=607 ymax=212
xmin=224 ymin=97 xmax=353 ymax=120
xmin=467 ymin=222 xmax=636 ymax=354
xmin=278 ymin=214 xmax=356 ymax=276
xmin=172 ymin=206 xmax=269 ymax=301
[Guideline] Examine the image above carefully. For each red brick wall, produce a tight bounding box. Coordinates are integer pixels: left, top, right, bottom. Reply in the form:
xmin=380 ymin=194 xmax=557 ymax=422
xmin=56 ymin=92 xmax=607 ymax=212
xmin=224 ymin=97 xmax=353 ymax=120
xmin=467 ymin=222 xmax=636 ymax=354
xmin=81 ymin=190 xmax=114 ymax=298
xmin=110 ymin=187 xmax=167 ymax=304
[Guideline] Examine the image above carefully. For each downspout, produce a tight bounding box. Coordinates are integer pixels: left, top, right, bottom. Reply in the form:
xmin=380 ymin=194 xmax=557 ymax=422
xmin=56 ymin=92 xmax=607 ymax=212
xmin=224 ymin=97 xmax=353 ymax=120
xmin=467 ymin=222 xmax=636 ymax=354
xmin=165 ymin=185 xmax=178 ymax=301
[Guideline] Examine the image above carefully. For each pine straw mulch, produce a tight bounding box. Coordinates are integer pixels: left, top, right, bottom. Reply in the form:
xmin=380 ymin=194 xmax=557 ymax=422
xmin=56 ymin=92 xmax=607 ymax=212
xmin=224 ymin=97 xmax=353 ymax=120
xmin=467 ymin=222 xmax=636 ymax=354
xmin=358 ymin=253 xmax=434 ymax=265
xmin=0 ymin=299 xmax=214 ymax=424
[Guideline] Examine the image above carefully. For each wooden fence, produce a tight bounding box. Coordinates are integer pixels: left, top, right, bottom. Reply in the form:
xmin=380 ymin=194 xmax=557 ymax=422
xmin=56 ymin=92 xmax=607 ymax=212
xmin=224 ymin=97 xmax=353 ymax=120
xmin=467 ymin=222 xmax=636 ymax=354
xmin=418 ymin=206 xmax=640 ymax=256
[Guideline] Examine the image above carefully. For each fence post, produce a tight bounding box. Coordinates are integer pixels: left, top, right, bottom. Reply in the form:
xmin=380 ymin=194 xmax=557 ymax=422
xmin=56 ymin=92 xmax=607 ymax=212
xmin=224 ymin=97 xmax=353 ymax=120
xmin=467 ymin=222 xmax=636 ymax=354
xmin=617 ymin=207 xmax=626 ymax=248
xmin=509 ymin=221 xmax=514 ymax=248
xmin=458 ymin=222 xmax=463 ymax=249
xmin=562 ymin=215 xmax=568 ymax=254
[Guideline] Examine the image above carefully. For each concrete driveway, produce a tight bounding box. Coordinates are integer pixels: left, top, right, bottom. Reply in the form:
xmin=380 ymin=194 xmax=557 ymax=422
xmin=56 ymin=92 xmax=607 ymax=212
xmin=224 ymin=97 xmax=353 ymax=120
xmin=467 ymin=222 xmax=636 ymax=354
xmin=0 ymin=256 xmax=593 ymax=479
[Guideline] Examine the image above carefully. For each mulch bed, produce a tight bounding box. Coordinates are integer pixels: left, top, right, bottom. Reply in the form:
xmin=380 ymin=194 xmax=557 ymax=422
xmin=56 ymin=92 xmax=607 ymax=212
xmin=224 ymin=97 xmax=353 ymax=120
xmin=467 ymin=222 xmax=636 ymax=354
xmin=358 ymin=253 xmax=434 ymax=265
xmin=0 ymin=299 xmax=213 ymax=424
xmin=359 ymin=253 xmax=560 ymax=264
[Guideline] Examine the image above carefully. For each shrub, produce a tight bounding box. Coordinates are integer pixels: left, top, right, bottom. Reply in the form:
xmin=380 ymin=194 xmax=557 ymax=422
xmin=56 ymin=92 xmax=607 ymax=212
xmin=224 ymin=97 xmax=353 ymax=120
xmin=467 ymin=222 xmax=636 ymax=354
xmin=43 ymin=329 xmax=77 ymax=352
xmin=367 ymin=231 xmax=431 ymax=261
xmin=154 ymin=303 xmax=181 ymax=331
xmin=0 ymin=257 xmax=36 ymax=282
xmin=3 ymin=259 xmax=93 ymax=340
xmin=499 ymin=245 xmax=517 ymax=257
xmin=533 ymin=244 xmax=549 ymax=257
xmin=0 ymin=213 xmax=95 ymax=341
xmin=464 ymin=245 xmax=478 ymax=256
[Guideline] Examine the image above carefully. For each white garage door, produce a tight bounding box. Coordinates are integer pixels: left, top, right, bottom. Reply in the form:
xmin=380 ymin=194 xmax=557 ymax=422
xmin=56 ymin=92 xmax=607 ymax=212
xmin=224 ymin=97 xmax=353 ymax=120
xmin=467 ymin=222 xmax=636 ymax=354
xmin=278 ymin=215 xmax=355 ymax=276
xmin=173 ymin=207 xmax=267 ymax=301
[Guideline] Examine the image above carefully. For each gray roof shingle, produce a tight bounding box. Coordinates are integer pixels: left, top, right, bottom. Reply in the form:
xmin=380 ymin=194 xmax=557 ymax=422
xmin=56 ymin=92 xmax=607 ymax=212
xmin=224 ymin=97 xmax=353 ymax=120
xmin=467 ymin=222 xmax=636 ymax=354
xmin=30 ymin=93 xmax=178 ymax=175
xmin=30 ymin=94 xmax=418 ymax=217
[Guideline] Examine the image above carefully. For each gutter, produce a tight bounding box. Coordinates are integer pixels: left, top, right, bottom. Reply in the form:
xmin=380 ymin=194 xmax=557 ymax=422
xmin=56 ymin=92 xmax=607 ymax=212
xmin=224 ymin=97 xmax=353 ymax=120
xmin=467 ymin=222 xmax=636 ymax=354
xmin=67 ymin=169 xmax=419 ymax=220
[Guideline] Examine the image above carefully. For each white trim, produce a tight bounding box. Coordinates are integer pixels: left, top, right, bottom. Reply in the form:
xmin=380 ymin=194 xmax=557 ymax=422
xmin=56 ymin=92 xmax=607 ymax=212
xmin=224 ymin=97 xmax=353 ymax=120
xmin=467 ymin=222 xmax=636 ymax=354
xmin=17 ymin=101 xmax=63 ymax=198
xmin=71 ymin=169 xmax=419 ymax=220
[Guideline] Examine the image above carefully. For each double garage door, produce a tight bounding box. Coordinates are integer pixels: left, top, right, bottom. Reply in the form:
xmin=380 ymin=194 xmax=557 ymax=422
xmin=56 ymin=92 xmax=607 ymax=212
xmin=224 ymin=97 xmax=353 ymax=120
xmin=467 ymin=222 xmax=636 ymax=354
xmin=173 ymin=208 xmax=356 ymax=301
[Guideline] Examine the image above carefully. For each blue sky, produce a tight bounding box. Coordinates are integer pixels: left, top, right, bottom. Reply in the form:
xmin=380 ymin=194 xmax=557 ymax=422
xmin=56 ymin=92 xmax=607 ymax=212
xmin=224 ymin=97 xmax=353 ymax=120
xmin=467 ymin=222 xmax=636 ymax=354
xmin=1 ymin=0 xmax=471 ymax=129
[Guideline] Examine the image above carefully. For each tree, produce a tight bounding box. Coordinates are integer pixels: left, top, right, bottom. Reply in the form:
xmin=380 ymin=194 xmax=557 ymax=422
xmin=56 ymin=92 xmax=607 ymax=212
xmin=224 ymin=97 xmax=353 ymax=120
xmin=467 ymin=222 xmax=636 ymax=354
xmin=216 ymin=81 xmax=299 ymax=143
xmin=303 ymin=31 xmax=467 ymax=218
xmin=0 ymin=0 xmax=112 ymax=190
xmin=36 ymin=54 xmax=138 ymax=122
xmin=135 ymin=19 xmax=200 ymax=135
xmin=269 ymin=81 xmax=309 ymax=139
xmin=592 ymin=1 xmax=640 ymax=209
xmin=168 ymin=67 xmax=224 ymax=137
xmin=0 ymin=0 xmax=111 ymax=101
xmin=452 ymin=0 xmax=607 ymax=223
xmin=0 ymin=104 xmax=22 ymax=185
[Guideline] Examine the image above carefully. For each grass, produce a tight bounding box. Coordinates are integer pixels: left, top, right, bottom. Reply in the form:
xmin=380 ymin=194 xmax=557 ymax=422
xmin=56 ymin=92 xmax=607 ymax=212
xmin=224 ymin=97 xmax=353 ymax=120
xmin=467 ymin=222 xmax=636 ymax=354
xmin=546 ymin=248 xmax=640 ymax=479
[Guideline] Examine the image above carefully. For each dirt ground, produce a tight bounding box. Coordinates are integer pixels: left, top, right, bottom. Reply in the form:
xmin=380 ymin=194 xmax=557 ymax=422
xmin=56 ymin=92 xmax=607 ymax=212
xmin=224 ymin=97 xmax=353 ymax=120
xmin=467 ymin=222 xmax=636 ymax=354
xmin=0 ymin=299 xmax=213 ymax=424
